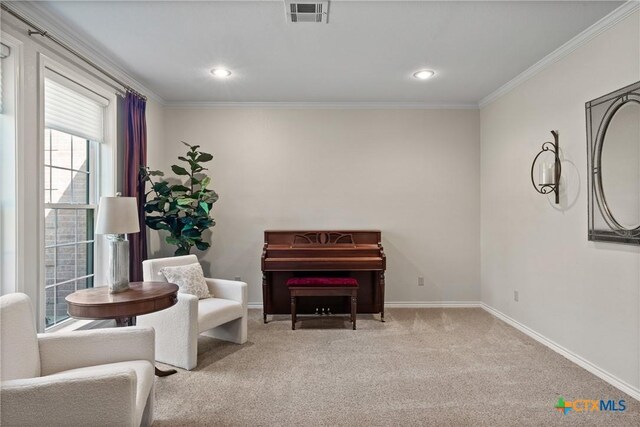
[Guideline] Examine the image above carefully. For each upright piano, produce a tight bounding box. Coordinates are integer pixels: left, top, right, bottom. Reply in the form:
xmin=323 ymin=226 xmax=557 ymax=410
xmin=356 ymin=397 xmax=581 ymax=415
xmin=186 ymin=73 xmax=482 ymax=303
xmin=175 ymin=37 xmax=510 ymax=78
xmin=261 ymin=230 xmax=386 ymax=323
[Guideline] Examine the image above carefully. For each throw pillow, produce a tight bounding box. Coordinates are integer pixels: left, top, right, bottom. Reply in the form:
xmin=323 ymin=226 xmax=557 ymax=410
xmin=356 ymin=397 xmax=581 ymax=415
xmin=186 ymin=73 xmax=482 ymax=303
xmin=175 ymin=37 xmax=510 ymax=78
xmin=159 ymin=263 xmax=211 ymax=299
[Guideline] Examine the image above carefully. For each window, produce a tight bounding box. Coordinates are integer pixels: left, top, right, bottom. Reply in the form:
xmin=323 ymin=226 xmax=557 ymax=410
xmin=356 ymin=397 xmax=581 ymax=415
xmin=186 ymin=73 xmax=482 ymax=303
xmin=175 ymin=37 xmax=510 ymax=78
xmin=43 ymin=72 xmax=108 ymax=328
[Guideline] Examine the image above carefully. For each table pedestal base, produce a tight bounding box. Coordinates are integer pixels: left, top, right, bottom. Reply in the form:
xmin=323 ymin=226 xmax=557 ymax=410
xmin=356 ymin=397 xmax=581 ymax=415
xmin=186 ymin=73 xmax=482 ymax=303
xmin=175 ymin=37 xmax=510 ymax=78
xmin=115 ymin=316 xmax=177 ymax=377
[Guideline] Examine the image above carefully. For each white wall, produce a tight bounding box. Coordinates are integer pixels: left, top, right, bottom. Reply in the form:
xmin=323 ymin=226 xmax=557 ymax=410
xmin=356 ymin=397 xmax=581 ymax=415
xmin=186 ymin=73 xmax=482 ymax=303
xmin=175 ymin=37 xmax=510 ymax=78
xmin=147 ymin=108 xmax=480 ymax=305
xmin=481 ymin=10 xmax=640 ymax=392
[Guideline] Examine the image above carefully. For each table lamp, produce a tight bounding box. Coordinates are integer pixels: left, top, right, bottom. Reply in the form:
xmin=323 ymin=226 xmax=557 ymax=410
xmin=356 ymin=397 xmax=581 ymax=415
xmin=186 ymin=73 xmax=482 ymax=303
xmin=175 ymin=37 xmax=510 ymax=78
xmin=95 ymin=193 xmax=140 ymax=293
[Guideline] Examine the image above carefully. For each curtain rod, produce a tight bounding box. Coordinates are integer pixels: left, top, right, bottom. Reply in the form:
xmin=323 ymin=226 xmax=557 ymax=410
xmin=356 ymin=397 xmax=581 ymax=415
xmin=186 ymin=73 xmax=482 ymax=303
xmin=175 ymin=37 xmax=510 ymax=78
xmin=1 ymin=3 xmax=147 ymax=101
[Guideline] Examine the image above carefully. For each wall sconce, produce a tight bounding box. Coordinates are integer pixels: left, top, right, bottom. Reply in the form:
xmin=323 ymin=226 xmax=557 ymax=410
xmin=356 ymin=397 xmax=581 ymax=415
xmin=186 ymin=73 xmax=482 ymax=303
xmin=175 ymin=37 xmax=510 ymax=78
xmin=530 ymin=130 xmax=561 ymax=204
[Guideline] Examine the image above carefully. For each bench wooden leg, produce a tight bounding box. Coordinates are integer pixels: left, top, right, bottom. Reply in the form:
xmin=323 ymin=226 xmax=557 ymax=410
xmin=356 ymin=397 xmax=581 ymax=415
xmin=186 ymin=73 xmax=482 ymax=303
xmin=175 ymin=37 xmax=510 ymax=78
xmin=291 ymin=295 xmax=296 ymax=330
xmin=351 ymin=295 xmax=357 ymax=330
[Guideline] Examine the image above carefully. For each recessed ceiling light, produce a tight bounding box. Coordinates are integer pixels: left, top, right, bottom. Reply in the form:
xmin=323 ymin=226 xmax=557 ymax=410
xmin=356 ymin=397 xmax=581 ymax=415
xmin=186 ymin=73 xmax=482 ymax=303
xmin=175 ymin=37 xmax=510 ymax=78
xmin=211 ymin=68 xmax=232 ymax=78
xmin=413 ymin=70 xmax=435 ymax=80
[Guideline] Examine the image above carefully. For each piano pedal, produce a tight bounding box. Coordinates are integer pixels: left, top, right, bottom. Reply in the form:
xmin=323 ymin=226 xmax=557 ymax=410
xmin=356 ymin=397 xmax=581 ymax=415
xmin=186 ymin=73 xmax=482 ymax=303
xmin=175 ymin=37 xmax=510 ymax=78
xmin=315 ymin=308 xmax=319 ymax=315
xmin=327 ymin=308 xmax=332 ymax=315
xmin=321 ymin=308 xmax=325 ymax=315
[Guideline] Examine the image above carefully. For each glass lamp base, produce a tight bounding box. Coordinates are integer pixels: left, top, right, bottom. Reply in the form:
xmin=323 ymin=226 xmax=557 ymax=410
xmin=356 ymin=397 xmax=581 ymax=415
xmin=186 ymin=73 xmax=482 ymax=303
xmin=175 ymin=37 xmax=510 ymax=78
xmin=108 ymin=235 xmax=130 ymax=293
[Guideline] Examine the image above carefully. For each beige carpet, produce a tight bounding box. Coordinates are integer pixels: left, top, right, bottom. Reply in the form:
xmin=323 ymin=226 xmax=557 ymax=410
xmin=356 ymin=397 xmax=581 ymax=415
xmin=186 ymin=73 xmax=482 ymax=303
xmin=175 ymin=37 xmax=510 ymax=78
xmin=153 ymin=308 xmax=639 ymax=426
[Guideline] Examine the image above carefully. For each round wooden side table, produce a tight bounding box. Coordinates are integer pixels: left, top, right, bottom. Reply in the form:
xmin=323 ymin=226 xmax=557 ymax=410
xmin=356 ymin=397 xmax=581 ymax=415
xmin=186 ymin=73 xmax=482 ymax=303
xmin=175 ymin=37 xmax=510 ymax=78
xmin=66 ymin=281 xmax=179 ymax=377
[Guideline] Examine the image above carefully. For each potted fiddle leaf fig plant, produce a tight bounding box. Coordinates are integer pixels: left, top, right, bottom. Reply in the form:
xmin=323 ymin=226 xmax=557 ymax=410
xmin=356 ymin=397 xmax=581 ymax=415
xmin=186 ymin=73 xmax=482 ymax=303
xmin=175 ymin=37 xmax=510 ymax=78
xmin=140 ymin=142 xmax=218 ymax=256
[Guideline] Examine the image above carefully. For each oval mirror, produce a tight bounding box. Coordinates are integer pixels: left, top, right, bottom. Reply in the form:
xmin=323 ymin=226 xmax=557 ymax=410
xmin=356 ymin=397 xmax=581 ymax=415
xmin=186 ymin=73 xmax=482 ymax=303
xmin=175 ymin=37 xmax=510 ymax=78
xmin=600 ymin=100 xmax=640 ymax=230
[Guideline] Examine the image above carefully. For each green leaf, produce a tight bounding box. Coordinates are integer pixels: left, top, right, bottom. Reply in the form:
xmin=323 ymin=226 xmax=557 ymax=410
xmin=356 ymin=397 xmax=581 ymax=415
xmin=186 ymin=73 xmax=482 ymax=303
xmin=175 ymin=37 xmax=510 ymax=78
xmin=171 ymin=165 xmax=189 ymax=176
xmin=156 ymin=222 xmax=172 ymax=232
xmin=199 ymin=201 xmax=209 ymax=214
xmin=182 ymin=228 xmax=201 ymax=238
xmin=197 ymin=153 xmax=213 ymax=163
xmin=145 ymin=220 xmax=161 ymax=230
xmin=200 ymin=176 xmax=211 ymax=189
xmin=195 ymin=241 xmax=210 ymax=251
xmin=177 ymin=198 xmax=195 ymax=206
xmin=152 ymin=181 xmax=171 ymax=196
xmin=144 ymin=204 xmax=158 ymax=213
xmin=170 ymin=185 xmax=190 ymax=193
xmin=166 ymin=236 xmax=181 ymax=245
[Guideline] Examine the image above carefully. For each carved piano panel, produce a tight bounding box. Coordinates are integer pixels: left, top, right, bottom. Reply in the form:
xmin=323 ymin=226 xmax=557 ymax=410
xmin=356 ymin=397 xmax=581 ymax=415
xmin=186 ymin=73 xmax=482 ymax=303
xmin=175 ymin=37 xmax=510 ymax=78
xmin=261 ymin=230 xmax=386 ymax=322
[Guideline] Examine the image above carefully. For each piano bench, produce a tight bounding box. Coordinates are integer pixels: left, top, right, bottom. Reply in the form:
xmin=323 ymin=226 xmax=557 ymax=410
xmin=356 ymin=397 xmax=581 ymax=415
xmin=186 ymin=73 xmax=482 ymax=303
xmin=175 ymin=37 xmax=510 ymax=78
xmin=287 ymin=278 xmax=359 ymax=330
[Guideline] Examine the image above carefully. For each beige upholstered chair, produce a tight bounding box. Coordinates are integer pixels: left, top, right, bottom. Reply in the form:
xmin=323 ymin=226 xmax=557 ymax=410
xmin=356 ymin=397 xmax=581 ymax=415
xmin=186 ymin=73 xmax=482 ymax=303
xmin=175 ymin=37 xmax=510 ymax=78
xmin=0 ymin=293 xmax=155 ymax=427
xmin=137 ymin=255 xmax=248 ymax=370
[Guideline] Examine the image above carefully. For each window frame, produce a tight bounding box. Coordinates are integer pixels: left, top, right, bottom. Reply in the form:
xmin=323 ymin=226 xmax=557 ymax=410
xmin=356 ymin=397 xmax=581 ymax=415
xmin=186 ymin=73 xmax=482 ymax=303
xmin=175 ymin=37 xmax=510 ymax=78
xmin=0 ymin=31 xmax=24 ymax=297
xmin=38 ymin=54 xmax=118 ymax=332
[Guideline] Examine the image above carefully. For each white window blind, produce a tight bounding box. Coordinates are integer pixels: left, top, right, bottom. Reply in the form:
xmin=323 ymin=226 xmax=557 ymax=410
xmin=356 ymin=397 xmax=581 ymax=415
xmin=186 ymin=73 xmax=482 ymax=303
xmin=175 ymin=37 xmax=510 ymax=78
xmin=44 ymin=71 xmax=108 ymax=143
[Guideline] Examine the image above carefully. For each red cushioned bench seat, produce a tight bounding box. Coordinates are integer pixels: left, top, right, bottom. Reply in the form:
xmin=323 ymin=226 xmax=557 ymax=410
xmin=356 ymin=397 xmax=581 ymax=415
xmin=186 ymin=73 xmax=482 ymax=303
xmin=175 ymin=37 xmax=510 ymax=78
xmin=286 ymin=277 xmax=358 ymax=287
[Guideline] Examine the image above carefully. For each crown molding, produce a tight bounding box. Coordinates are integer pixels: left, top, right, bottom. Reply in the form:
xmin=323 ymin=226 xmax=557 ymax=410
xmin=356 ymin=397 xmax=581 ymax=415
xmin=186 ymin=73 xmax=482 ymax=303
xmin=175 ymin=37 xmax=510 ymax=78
xmin=479 ymin=0 xmax=640 ymax=108
xmin=3 ymin=1 xmax=166 ymax=104
xmin=164 ymin=101 xmax=479 ymax=110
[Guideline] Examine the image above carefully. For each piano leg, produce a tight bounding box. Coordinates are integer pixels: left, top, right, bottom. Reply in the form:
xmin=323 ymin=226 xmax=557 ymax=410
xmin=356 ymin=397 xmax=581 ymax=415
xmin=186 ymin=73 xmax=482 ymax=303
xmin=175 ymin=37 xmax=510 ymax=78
xmin=291 ymin=296 xmax=297 ymax=330
xmin=379 ymin=271 xmax=386 ymax=322
xmin=262 ymin=273 xmax=268 ymax=324
xmin=351 ymin=295 xmax=357 ymax=330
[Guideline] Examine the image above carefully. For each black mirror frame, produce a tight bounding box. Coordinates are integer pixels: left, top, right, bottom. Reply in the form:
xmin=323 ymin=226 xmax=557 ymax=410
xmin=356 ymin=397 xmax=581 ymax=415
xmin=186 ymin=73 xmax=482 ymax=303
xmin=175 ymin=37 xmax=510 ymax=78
xmin=586 ymin=80 xmax=640 ymax=245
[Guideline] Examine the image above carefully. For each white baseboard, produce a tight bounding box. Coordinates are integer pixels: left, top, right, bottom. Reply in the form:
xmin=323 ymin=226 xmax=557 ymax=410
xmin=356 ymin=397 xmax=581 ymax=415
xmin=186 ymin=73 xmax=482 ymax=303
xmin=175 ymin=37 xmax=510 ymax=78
xmin=385 ymin=301 xmax=481 ymax=308
xmin=248 ymin=301 xmax=481 ymax=309
xmin=480 ymin=303 xmax=640 ymax=402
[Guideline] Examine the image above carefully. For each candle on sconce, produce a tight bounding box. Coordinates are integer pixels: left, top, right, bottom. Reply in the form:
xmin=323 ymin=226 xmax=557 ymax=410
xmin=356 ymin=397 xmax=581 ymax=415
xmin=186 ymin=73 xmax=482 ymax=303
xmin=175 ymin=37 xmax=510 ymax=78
xmin=539 ymin=162 xmax=555 ymax=185
xmin=531 ymin=130 xmax=560 ymax=204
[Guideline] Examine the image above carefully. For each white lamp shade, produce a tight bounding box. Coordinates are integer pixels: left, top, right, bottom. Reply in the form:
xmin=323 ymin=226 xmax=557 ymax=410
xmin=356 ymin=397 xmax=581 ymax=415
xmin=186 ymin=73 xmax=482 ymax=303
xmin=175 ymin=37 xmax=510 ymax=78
xmin=95 ymin=196 xmax=141 ymax=235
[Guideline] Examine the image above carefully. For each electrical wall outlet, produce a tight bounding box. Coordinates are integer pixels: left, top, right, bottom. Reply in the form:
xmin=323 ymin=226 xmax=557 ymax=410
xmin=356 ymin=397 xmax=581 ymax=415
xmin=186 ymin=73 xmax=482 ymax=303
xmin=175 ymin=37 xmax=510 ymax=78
xmin=514 ymin=290 xmax=519 ymax=302
xmin=234 ymin=276 xmax=241 ymax=281
xmin=418 ymin=276 xmax=425 ymax=286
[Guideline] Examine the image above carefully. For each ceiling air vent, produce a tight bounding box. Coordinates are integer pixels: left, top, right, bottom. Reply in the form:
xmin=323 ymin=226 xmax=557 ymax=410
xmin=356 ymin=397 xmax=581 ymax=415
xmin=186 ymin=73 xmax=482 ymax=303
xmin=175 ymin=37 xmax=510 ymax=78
xmin=285 ymin=1 xmax=329 ymax=23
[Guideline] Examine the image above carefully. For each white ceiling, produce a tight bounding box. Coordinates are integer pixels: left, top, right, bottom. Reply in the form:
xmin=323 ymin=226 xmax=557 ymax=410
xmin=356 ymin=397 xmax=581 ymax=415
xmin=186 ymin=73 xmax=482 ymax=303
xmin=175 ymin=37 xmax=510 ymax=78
xmin=30 ymin=1 xmax=622 ymax=105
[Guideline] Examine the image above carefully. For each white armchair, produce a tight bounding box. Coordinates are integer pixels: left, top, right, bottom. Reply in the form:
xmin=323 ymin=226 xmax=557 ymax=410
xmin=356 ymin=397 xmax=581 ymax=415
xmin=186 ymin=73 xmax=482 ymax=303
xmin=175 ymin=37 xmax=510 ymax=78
xmin=0 ymin=293 xmax=155 ymax=427
xmin=137 ymin=255 xmax=248 ymax=371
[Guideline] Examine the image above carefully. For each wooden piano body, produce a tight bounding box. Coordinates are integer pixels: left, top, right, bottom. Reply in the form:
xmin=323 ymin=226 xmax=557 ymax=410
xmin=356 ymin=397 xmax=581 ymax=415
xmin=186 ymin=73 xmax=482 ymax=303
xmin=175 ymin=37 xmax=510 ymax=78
xmin=261 ymin=230 xmax=386 ymax=322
